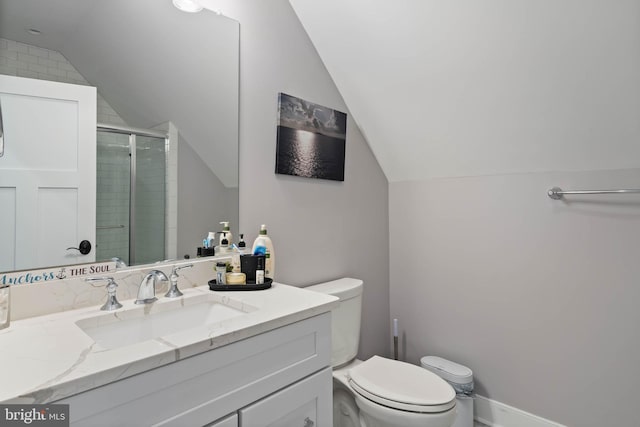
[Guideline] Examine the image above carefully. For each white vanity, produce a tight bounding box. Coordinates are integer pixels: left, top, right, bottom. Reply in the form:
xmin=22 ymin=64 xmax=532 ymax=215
xmin=0 ymin=278 xmax=338 ymax=426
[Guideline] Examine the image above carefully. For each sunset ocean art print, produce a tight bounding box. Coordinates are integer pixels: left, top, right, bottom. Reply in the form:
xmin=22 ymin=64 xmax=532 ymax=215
xmin=275 ymin=93 xmax=347 ymax=181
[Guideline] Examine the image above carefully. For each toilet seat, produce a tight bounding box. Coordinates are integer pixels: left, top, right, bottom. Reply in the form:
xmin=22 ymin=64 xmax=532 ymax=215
xmin=348 ymin=356 xmax=456 ymax=413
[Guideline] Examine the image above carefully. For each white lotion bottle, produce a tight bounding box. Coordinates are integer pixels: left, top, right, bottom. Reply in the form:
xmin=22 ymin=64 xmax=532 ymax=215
xmin=251 ymin=224 xmax=275 ymax=280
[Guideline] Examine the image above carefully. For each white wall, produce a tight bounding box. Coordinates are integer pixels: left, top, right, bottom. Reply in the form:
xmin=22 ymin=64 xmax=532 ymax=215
xmin=201 ymin=0 xmax=391 ymax=359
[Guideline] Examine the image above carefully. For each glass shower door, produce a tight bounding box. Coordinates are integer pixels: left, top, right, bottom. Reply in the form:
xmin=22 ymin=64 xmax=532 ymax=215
xmin=133 ymin=135 xmax=166 ymax=265
xmin=96 ymin=129 xmax=167 ymax=266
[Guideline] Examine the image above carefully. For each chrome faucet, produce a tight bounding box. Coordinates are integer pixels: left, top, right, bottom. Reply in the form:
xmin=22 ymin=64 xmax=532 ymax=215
xmin=135 ymin=270 xmax=169 ymax=304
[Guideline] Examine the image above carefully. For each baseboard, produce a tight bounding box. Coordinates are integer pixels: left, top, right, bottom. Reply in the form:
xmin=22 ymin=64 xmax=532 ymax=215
xmin=474 ymin=395 xmax=566 ymax=427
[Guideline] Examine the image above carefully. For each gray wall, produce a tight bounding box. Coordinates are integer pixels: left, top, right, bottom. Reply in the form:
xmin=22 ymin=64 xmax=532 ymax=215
xmin=377 ymin=3 xmax=640 ymax=426
xmin=208 ymin=0 xmax=390 ymax=359
xmin=177 ymin=135 xmax=238 ymax=260
xmin=390 ymin=170 xmax=640 ymax=427
xmin=384 ymin=3 xmax=640 ymax=426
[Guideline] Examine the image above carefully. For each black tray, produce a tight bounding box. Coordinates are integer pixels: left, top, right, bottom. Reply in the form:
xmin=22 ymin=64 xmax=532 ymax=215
xmin=208 ymin=277 xmax=272 ymax=291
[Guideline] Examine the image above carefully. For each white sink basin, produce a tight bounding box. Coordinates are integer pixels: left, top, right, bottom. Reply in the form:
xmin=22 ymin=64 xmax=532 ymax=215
xmin=75 ymin=294 xmax=249 ymax=350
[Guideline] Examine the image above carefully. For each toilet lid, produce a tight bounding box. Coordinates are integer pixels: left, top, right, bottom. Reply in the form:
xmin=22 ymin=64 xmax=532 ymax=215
xmin=348 ymin=356 xmax=456 ymax=413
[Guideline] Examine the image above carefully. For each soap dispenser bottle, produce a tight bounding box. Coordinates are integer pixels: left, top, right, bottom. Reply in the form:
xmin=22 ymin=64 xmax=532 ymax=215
xmin=252 ymin=224 xmax=275 ymax=279
xmin=219 ymin=221 xmax=233 ymax=247
xmin=220 ymin=232 xmax=229 ymax=254
xmin=238 ymin=234 xmax=246 ymax=254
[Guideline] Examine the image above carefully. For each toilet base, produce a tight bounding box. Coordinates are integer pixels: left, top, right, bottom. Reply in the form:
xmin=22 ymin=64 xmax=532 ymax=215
xmin=334 ymin=386 xmax=360 ymax=427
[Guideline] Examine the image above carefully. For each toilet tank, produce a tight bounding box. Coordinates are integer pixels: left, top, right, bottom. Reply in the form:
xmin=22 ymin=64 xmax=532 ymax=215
xmin=306 ymin=278 xmax=363 ymax=367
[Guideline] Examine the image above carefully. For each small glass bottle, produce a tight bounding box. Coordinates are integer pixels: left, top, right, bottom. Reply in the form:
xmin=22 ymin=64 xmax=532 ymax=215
xmin=216 ymin=262 xmax=227 ymax=284
xmin=238 ymin=234 xmax=246 ymax=253
xmin=255 ymin=256 xmax=265 ymax=285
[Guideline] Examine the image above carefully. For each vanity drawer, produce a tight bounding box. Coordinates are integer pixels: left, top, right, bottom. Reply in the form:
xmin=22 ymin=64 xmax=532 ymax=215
xmin=57 ymin=313 xmax=331 ymax=426
xmin=239 ymin=367 xmax=332 ymax=427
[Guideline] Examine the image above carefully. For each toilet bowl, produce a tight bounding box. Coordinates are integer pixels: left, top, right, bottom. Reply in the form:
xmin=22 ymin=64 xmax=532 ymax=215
xmin=307 ymin=278 xmax=457 ymax=427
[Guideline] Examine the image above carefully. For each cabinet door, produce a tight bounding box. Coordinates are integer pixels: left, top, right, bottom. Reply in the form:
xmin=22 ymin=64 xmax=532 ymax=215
xmin=205 ymin=413 xmax=238 ymax=427
xmin=239 ymin=367 xmax=332 ymax=427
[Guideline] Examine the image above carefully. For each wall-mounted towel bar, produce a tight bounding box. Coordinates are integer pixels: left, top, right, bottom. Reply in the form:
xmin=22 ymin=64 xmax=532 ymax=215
xmin=548 ymin=187 xmax=640 ymax=200
xmin=97 ymin=225 xmax=126 ymax=230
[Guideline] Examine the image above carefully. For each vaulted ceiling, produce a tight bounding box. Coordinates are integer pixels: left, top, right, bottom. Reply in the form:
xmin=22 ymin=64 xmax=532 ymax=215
xmin=289 ymin=0 xmax=640 ymax=183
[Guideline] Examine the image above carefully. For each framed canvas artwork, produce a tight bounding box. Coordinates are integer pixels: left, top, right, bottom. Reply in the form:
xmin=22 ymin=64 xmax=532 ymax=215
xmin=275 ymin=93 xmax=347 ymax=181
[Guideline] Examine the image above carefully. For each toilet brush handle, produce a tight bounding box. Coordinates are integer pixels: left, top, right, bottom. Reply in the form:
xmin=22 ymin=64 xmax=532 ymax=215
xmin=394 ymin=336 xmax=399 ymax=360
xmin=393 ymin=318 xmax=399 ymax=360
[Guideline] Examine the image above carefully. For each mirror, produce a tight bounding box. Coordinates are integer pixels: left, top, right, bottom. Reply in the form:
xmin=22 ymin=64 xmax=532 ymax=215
xmin=0 ymin=0 xmax=239 ymax=272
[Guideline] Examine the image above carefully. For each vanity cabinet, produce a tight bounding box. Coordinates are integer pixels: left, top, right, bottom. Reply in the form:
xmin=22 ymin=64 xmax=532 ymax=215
xmin=56 ymin=313 xmax=331 ymax=427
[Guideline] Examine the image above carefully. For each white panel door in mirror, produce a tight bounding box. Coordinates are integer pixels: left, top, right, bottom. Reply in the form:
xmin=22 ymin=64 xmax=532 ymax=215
xmin=0 ymin=75 xmax=97 ymax=271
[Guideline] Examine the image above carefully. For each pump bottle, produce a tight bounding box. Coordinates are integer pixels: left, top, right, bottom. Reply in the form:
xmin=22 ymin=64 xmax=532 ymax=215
xmin=220 ymin=232 xmax=229 ymax=254
xmin=252 ymin=224 xmax=275 ymax=279
xmin=219 ymin=221 xmax=233 ymax=247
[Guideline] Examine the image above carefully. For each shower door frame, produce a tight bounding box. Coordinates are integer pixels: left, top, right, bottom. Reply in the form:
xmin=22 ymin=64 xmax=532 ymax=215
xmin=97 ymin=123 xmax=169 ymax=265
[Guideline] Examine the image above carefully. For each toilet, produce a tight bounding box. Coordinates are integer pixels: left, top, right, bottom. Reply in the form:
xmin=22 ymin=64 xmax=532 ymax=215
xmin=307 ymin=278 xmax=457 ymax=427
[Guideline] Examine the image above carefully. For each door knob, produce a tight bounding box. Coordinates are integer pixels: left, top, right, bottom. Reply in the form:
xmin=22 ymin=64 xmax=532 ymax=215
xmin=67 ymin=240 xmax=92 ymax=255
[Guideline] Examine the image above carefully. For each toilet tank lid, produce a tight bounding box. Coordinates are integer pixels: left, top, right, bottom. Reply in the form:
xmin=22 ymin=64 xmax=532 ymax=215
xmin=305 ymin=278 xmax=363 ymax=300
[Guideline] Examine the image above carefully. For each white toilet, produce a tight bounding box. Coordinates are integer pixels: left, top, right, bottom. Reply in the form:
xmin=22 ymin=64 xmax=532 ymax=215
xmin=307 ymin=278 xmax=457 ymax=427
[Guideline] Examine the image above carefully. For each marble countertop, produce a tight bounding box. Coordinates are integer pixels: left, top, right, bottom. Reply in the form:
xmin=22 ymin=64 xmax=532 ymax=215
xmin=0 ymin=283 xmax=338 ymax=404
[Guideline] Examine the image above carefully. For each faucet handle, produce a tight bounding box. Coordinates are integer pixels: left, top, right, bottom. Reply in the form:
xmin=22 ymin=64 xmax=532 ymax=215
xmin=85 ymin=277 xmax=123 ymax=311
xmin=166 ymin=264 xmax=193 ymax=298
xmin=171 ymin=263 xmax=194 ymax=276
xmin=85 ymin=276 xmax=114 ymax=284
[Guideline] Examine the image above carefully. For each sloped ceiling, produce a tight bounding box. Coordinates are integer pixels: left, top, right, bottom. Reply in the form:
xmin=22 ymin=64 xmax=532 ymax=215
xmin=289 ymin=0 xmax=640 ymax=183
xmin=0 ymin=0 xmax=239 ymax=188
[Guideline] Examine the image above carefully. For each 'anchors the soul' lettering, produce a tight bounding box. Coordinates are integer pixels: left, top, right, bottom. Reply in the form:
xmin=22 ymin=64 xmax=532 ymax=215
xmin=0 ymin=272 xmax=56 ymax=285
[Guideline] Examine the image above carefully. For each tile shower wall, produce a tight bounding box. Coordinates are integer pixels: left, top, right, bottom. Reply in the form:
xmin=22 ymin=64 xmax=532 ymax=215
xmin=96 ymin=132 xmax=131 ymax=264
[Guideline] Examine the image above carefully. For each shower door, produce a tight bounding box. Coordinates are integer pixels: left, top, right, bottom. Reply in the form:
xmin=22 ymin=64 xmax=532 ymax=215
xmin=133 ymin=135 xmax=166 ymax=265
xmin=96 ymin=127 xmax=166 ymax=266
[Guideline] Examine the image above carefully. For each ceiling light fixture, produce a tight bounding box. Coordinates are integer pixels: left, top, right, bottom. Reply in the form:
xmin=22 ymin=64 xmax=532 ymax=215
xmin=172 ymin=0 xmax=203 ymax=13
